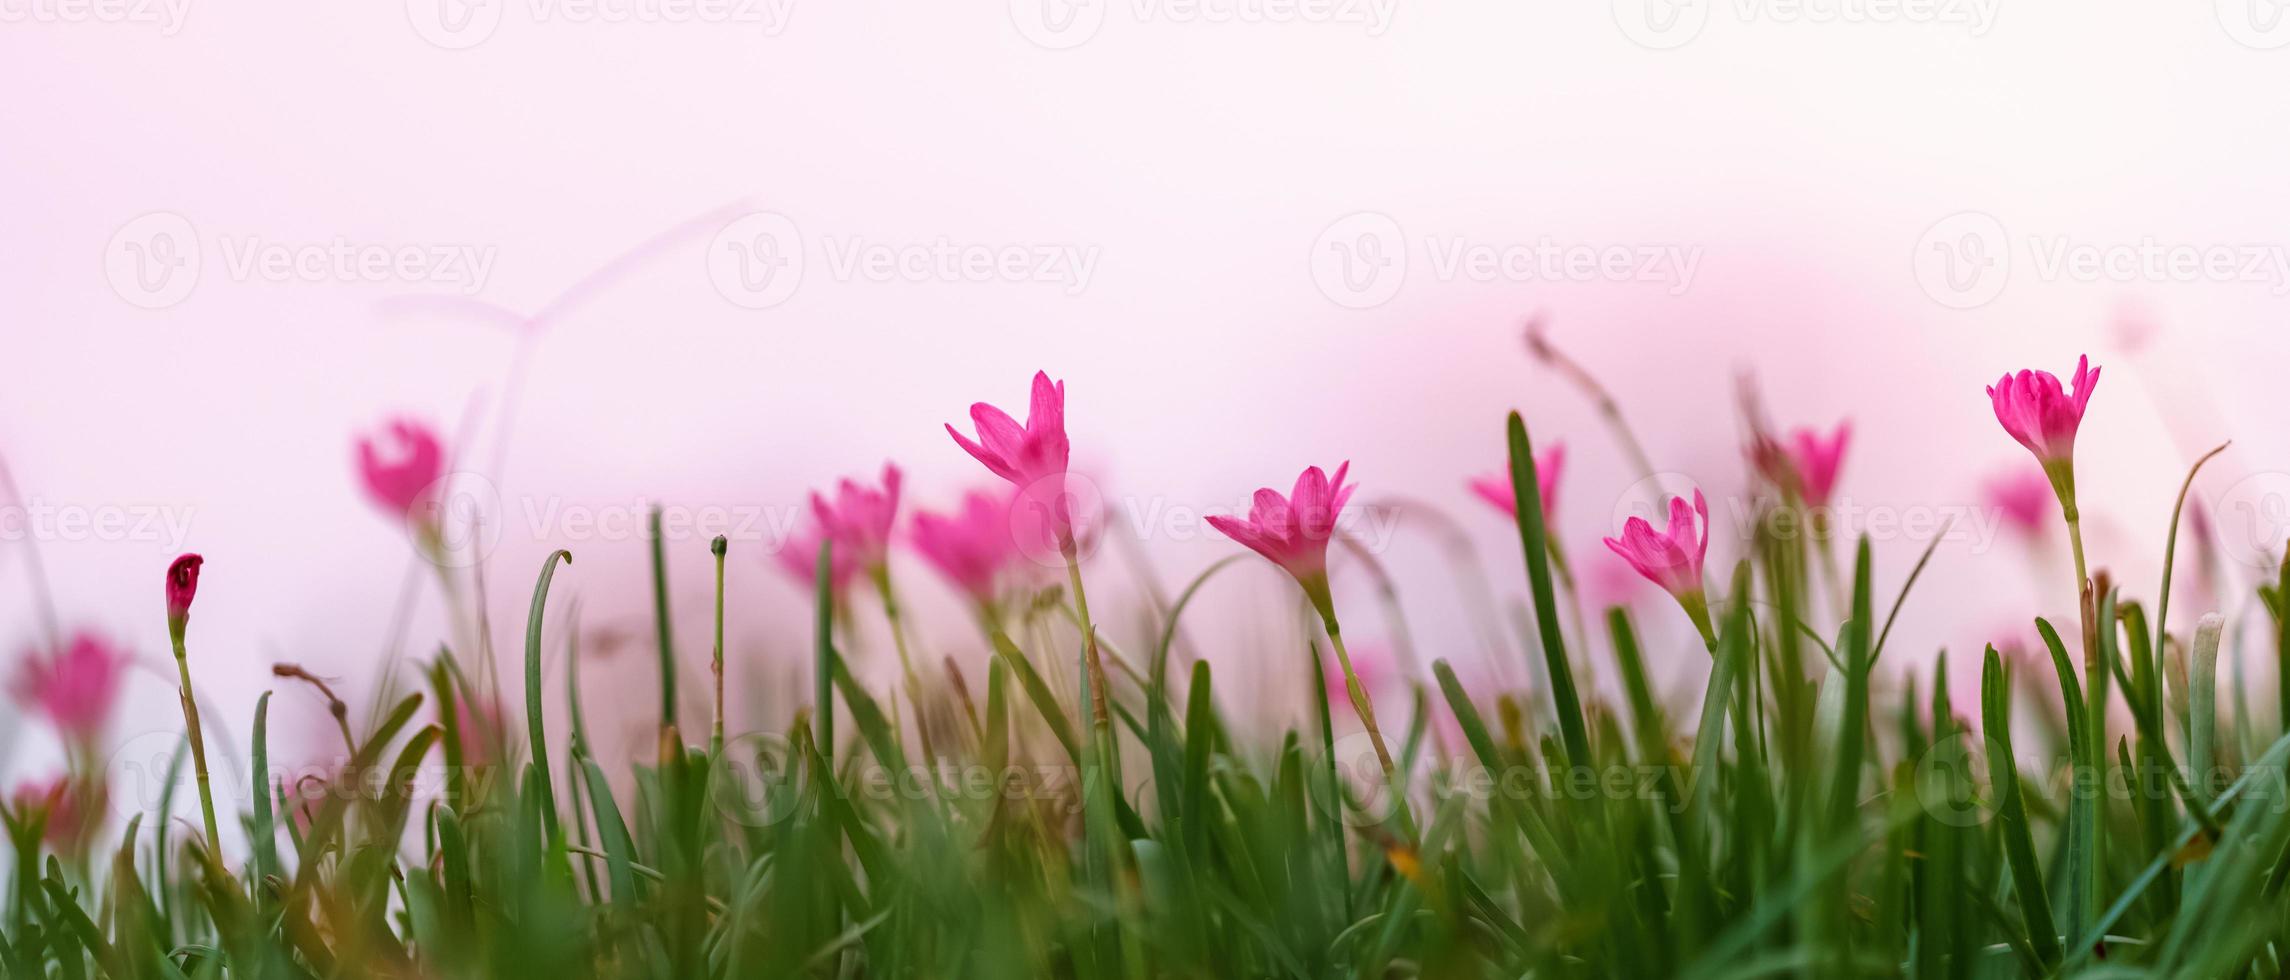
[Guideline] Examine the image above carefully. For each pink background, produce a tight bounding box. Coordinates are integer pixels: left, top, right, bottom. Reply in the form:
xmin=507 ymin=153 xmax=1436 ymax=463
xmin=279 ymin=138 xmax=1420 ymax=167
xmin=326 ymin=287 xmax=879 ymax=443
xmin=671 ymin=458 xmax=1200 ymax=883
xmin=6 ymin=0 xmax=2290 ymax=791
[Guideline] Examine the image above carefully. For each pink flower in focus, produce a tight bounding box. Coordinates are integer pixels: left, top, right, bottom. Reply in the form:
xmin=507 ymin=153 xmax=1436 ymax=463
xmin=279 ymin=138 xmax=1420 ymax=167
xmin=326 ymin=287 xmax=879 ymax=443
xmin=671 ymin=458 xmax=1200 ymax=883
xmin=776 ymin=524 xmax=862 ymax=595
xmin=1787 ymin=423 xmax=1850 ymax=508
xmin=1208 ymin=463 xmax=1356 ymax=611
xmin=10 ymin=631 xmax=125 ymax=744
xmin=165 ymin=553 xmax=203 ymax=639
xmin=1987 ymin=355 xmax=2100 ymax=467
xmin=810 ymin=463 xmax=903 ymax=571
xmin=1468 ymin=443 xmax=1565 ymax=521
xmin=355 ymin=418 xmax=446 ymax=519
xmin=1984 ymin=468 xmax=2054 ymax=536
xmin=947 ymin=372 xmax=1073 ymax=546
xmin=1603 ymin=490 xmax=1711 ymax=602
xmin=911 ymin=490 xmax=1017 ymax=605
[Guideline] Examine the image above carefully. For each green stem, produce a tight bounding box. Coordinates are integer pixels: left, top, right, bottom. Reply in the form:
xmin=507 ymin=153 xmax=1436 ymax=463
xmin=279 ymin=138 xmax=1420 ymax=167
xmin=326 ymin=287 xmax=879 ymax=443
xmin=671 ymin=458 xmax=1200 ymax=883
xmin=710 ymin=536 xmax=727 ymax=757
xmin=170 ymin=639 xmax=222 ymax=853
xmin=1323 ymin=618 xmax=1396 ymax=779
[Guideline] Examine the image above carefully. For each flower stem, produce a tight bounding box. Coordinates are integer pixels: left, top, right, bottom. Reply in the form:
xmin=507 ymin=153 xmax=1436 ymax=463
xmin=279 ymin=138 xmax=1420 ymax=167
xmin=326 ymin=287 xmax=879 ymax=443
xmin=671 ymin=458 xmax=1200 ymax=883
xmin=170 ymin=638 xmax=222 ymax=853
xmin=874 ymin=569 xmax=941 ymax=773
xmin=710 ymin=536 xmax=727 ymax=757
xmin=1322 ymin=616 xmax=1396 ymax=779
xmin=1061 ymin=542 xmax=1113 ymax=735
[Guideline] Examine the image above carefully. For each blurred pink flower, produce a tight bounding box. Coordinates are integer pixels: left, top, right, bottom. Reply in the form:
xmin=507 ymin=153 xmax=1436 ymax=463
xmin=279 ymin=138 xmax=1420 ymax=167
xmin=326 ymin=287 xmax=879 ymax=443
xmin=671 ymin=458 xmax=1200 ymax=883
xmin=810 ymin=463 xmax=903 ymax=571
xmin=355 ymin=418 xmax=446 ymax=520
xmin=947 ymin=372 xmax=1074 ymax=547
xmin=165 ymin=553 xmax=202 ymax=638
xmin=1787 ymin=423 xmax=1850 ymax=508
xmin=10 ymin=631 xmax=125 ymax=743
xmin=1988 ymin=355 xmax=2100 ymax=467
xmin=775 ymin=523 xmax=862 ymax=595
xmin=1468 ymin=442 xmax=1564 ymax=521
xmin=9 ymin=777 xmax=91 ymax=850
xmin=1208 ymin=463 xmax=1356 ymax=609
xmin=1984 ymin=468 xmax=2053 ymax=536
xmin=1603 ymin=490 xmax=1712 ymax=637
xmin=910 ymin=490 xmax=1016 ymax=605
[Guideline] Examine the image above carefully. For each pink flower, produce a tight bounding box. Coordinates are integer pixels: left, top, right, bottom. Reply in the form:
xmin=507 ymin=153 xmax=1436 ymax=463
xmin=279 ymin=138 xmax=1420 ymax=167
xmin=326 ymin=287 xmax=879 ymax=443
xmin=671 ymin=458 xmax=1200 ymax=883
xmin=355 ymin=418 xmax=446 ymax=520
xmin=9 ymin=777 xmax=91 ymax=850
xmin=1208 ymin=463 xmax=1356 ymax=611
xmin=947 ymin=372 xmax=1074 ymax=546
xmin=1787 ymin=423 xmax=1850 ymax=508
xmin=810 ymin=463 xmax=903 ymax=571
xmin=911 ymin=490 xmax=1017 ymax=604
xmin=10 ymin=631 xmax=125 ymax=743
xmin=1468 ymin=443 xmax=1565 ymax=521
xmin=1984 ymin=468 xmax=2053 ymax=535
xmin=1602 ymin=489 xmax=1711 ymax=606
xmin=776 ymin=523 xmax=862 ymax=595
xmin=1988 ymin=355 xmax=2100 ymax=466
xmin=166 ymin=553 xmax=203 ymax=640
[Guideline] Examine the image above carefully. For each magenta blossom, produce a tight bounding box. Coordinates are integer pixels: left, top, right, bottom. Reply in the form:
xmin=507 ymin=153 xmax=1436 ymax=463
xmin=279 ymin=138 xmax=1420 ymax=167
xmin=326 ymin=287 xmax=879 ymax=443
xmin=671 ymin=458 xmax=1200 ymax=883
xmin=1988 ymin=355 xmax=2100 ymax=470
xmin=1984 ymin=468 xmax=2053 ymax=536
xmin=810 ymin=463 xmax=903 ymax=571
xmin=165 ymin=553 xmax=203 ymax=642
xmin=10 ymin=632 xmax=125 ymax=744
xmin=1208 ymin=463 xmax=1356 ymax=614
xmin=776 ymin=523 xmax=862 ymax=596
xmin=1603 ymin=490 xmax=1714 ymax=641
xmin=911 ymin=490 xmax=1017 ymax=605
xmin=1787 ymin=423 xmax=1850 ymax=508
xmin=355 ymin=418 xmax=447 ymax=520
xmin=8 ymin=777 xmax=91 ymax=850
xmin=1468 ymin=442 xmax=1565 ymax=521
xmin=947 ymin=372 xmax=1074 ymax=546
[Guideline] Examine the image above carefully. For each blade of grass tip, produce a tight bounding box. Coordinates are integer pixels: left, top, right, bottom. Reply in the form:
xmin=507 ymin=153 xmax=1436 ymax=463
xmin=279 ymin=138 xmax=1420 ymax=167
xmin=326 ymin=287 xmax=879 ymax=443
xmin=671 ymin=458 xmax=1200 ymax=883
xmin=2190 ymin=614 xmax=2223 ymax=803
xmin=2154 ymin=442 xmax=2231 ymax=681
xmin=1870 ymin=519 xmax=1949 ymax=665
xmin=814 ymin=539 xmax=836 ymax=751
xmin=249 ymin=691 xmax=279 ymax=887
xmin=1505 ymin=412 xmax=1588 ymax=769
xmin=526 ymin=550 xmax=573 ymax=849
xmin=649 ymin=507 xmax=676 ymax=735
xmin=1825 ymin=537 xmax=1873 ymax=834
xmin=1983 ymin=646 xmax=2063 ymax=971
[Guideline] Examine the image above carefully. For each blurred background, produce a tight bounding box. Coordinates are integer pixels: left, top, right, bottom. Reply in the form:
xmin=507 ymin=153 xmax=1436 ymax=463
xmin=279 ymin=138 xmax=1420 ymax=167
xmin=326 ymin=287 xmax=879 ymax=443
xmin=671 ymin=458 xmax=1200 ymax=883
xmin=5 ymin=0 xmax=2290 ymax=801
